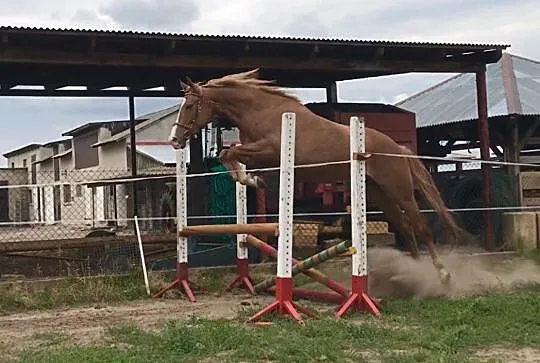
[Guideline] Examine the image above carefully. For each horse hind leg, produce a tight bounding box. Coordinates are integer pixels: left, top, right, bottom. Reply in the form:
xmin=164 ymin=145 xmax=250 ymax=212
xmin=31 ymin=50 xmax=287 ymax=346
xmin=367 ymin=180 xmax=420 ymax=259
xmin=400 ymin=197 xmax=451 ymax=284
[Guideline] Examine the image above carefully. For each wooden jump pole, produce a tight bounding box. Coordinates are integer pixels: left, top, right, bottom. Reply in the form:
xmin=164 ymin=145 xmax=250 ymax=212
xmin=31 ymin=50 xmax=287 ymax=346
xmin=336 ymin=116 xmax=380 ymax=317
xmin=244 ymin=234 xmax=350 ymax=298
xmin=152 ymin=145 xmax=196 ymax=302
xmin=178 ymin=223 xmax=278 ymax=237
xmin=221 ymin=163 xmax=256 ymax=295
xmin=253 ymin=239 xmax=353 ymax=292
xmin=247 ymin=112 xmax=316 ymax=325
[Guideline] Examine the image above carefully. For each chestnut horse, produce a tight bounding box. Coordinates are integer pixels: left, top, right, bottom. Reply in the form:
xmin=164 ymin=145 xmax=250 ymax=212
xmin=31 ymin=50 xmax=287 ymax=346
xmin=168 ymin=69 xmax=460 ymax=284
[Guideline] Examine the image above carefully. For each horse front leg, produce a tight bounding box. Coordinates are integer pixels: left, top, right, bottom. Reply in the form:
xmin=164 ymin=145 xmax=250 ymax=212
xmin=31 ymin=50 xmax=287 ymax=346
xmin=218 ymin=140 xmax=274 ymax=188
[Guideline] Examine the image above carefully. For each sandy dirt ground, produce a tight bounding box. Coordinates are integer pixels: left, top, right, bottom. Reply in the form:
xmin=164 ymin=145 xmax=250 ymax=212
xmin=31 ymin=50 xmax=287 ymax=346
xmin=0 ymin=294 xmax=275 ymax=359
xmin=0 ymin=247 xmax=538 ymax=360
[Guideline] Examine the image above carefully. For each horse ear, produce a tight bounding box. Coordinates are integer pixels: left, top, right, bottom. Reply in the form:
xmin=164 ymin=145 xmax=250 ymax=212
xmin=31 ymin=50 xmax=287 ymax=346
xmin=185 ymin=76 xmax=195 ymax=86
xmin=180 ymin=80 xmax=189 ymax=91
xmin=248 ymin=68 xmax=260 ymax=78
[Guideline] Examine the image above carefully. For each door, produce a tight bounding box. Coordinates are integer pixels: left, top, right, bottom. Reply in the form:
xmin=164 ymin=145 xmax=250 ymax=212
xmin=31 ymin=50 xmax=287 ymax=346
xmin=0 ymin=180 xmax=9 ymax=222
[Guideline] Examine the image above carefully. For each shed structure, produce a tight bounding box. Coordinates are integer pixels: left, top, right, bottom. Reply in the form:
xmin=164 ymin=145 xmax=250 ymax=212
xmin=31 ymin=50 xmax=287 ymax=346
xmin=0 ymin=26 xmax=509 ymax=249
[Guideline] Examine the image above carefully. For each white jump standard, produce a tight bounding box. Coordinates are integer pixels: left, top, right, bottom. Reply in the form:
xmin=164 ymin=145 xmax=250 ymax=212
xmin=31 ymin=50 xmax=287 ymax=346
xmin=247 ymin=112 xmax=317 ymax=325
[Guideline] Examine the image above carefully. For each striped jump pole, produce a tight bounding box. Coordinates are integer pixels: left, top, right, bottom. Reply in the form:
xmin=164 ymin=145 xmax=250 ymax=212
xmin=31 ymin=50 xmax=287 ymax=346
xmin=152 ymin=145 xmax=196 ymax=302
xmin=336 ymin=116 xmax=380 ymax=317
xmin=247 ymin=112 xmax=316 ymax=325
xmin=221 ymin=162 xmax=256 ymax=295
xmin=253 ymin=239 xmax=353 ymax=292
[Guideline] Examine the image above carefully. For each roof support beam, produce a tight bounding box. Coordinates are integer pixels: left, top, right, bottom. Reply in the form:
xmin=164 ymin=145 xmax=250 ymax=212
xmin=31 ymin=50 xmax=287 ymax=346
xmin=0 ymin=48 xmax=486 ymax=74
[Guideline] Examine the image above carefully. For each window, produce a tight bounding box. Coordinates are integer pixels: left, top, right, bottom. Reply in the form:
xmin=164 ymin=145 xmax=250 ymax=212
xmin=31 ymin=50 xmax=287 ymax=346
xmin=63 ymin=184 xmax=72 ymax=203
xmin=11 ymin=162 xmax=14 ymax=168
xmin=75 ymin=185 xmax=82 ymax=198
xmin=23 ymin=159 xmax=27 ymax=167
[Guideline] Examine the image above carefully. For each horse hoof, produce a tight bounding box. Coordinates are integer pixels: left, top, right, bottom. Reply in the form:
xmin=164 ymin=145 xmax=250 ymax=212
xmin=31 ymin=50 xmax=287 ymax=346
xmin=254 ymin=176 xmax=267 ymax=189
xmin=439 ymin=269 xmax=451 ymax=285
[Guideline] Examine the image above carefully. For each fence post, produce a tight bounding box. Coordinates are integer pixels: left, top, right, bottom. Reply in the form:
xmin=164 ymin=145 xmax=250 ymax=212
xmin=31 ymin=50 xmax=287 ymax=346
xmin=152 ymin=145 xmax=196 ymax=302
xmin=247 ymin=112 xmax=316 ymax=325
xmin=336 ymin=116 xmax=381 ymax=317
xmin=221 ymin=162 xmax=256 ymax=294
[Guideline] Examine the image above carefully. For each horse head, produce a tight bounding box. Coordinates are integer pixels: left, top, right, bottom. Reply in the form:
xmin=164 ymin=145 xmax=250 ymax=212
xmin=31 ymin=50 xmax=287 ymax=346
xmin=169 ymin=77 xmax=214 ymax=149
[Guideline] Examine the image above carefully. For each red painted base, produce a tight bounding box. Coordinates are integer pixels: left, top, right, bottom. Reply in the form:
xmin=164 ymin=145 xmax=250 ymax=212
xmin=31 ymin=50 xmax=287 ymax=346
xmin=247 ymin=277 xmax=316 ymax=325
xmin=152 ymin=262 xmax=197 ymax=303
xmin=336 ymin=275 xmax=381 ymax=318
xmin=221 ymin=258 xmax=255 ymax=295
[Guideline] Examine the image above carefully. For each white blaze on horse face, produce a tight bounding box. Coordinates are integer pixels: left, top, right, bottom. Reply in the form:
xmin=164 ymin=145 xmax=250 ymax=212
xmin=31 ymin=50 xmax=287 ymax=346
xmin=169 ymin=98 xmax=186 ymax=149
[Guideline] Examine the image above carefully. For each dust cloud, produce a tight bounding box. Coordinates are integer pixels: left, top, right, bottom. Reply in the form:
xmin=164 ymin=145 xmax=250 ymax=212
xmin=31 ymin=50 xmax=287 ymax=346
xmin=366 ymin=247 xmax=540 ymax=299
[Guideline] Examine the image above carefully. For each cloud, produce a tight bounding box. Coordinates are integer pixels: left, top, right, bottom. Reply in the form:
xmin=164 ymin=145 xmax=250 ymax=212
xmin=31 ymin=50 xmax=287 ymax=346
xmin=99 ymin=0 xmax=200 ymax=31
xmin=0 ymin=0 xmax=539 ymax=163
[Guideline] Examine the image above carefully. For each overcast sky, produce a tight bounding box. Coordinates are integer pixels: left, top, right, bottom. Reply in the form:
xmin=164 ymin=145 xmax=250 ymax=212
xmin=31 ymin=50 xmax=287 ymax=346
xmin=1 ymin=0 xmax=539 ymax=165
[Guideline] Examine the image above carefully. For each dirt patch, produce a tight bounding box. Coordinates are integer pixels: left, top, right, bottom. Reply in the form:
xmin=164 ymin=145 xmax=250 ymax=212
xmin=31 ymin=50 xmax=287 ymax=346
xmin=299 ymin=247 xmax=540 ymax=299
xmin=0 ymin=293 xmax=273 ymax=357
xmin=475 ymin=347 xmax=540 ymax=362
xmin=367 ymin=247 xmax=540 ymax=299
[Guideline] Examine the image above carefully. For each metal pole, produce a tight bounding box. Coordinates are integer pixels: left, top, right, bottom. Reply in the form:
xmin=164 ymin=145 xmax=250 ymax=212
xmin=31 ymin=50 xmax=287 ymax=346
xmin=476 ymin=68 xmax=493 ymax=251
xmin=326 ymin=82 xmax=338 ymax=103
xmin=129 ymin=94 xmax=138 ymax=224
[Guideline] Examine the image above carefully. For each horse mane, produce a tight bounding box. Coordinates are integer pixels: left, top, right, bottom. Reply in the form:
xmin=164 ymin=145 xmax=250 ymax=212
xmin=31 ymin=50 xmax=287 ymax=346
xmin=201 ymin=68 xmax=301 ymax=102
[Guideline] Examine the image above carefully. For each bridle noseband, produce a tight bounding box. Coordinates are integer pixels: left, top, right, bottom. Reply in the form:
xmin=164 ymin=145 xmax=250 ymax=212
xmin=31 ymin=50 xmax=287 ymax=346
xmin=173 ymin=89 xmax=203 ymax=140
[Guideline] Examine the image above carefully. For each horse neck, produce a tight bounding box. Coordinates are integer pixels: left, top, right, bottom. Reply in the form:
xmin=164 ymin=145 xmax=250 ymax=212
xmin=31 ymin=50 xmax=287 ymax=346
xmin=205 ymin=86 xmax=284 ymax=139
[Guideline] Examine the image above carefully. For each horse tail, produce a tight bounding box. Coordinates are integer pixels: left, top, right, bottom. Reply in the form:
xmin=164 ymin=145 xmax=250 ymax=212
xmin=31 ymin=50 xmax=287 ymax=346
xmin=404 ymin=149 xmax=461 ymax=245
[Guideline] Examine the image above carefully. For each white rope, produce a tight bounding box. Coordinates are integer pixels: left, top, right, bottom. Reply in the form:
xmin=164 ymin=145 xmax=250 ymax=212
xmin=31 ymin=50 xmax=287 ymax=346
xmin=369 ymin=151 xmax=540 ymax=168
xmin=1 ymin=148 xmax=539 ymax=191
xmin=0 ymin=160 xmax=351 ymax=190
xmin=1 ymin=149 xmax=539 ymax=191
xmin=1 ymin=205 xmax=538 ymax=228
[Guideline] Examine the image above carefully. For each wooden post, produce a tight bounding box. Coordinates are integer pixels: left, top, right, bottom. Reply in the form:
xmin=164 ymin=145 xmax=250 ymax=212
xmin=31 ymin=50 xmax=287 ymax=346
xmin=476 ymin=68 xmax=493 ymax=251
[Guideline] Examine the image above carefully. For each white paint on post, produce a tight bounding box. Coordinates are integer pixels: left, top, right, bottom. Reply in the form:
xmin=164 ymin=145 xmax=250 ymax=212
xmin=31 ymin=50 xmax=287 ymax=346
xmin=236 ymin=163 xmax=249 ymax=259
xmin=134 ymin=215 xmax=151 ymax=296
xmin=350 ymin=116 xmax=368 ymax=276
xmin=176 ymin=146 xmax=189 ymax=264
xmin=277 ymin=112 xmax=296 ymax=278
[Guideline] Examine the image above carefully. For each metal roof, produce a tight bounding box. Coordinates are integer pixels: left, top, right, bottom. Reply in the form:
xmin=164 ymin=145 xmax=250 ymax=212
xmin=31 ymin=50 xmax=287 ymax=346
xmin=2 ymin=143 xmax=42 ymax=158
xmin=0 ymin=26 xmax=508 ymax=97
xmin=396 ymin=53 xmax=540 ymax=128
xmin=0 ymin=26 xmax=509 ymax=49
xmin=91 ymin=104 xmax=180 ymax=147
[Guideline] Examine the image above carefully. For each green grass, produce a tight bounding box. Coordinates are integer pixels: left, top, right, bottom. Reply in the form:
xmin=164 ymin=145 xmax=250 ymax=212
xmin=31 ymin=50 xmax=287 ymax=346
xmin=0 ymin=271 xmax=150 ymax=313
xmin=11 ymin=284 xmax=540 ymax=363
xmin=0 ymin=264 xmax=292 ymax=314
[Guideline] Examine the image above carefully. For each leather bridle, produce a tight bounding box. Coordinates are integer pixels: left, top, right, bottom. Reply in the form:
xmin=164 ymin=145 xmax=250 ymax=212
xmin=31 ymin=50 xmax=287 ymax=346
xmin=173 ymin=89 xmax=203 ymax=141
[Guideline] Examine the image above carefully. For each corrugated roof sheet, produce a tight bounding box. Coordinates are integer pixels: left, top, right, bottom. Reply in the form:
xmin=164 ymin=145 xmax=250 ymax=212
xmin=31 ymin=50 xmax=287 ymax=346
xmin=0 ymin=26 xmax=509 ymax=49
xmin=92 ymin=104 xmax=180 ymax=147
xmin=395 ymin=53 xmax=540 ymax=128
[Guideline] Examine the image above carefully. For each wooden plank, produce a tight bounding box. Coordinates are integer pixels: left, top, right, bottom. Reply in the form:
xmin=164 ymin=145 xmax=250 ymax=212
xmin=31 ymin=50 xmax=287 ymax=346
xmin=0 ymin=48 xmax=484 ymax=74
xmin=179 ymin=223 xmax=279 ymax=237
xmin=0 ymin=233 xmax=176 ymax=253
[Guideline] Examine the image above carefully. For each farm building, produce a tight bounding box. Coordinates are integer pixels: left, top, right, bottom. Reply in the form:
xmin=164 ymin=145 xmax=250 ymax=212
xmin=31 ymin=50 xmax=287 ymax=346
xmin=1 ymin=106 xmax=187 ymax=231
xmin=0 ymin=26 xmax=510 ymax=278
xmin=396 ymin=52 xmax=540 ymax=246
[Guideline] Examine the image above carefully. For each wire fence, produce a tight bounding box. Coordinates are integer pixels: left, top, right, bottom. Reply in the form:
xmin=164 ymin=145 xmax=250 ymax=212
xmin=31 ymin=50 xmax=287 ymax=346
xmin=0 ymin=151 xmax=539 ymax=281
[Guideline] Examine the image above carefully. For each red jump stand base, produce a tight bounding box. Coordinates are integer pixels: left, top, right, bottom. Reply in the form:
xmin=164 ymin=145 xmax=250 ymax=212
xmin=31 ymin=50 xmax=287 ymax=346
xmin=221 ymin=258 xmax=255 ymax=295
xmin=247 ymin=277 xmax=316 ymax=325
xmin=336 ymin=275 xmax=381 ymax=317
xmin=152 ymin=262 xmax=197 ymax=302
